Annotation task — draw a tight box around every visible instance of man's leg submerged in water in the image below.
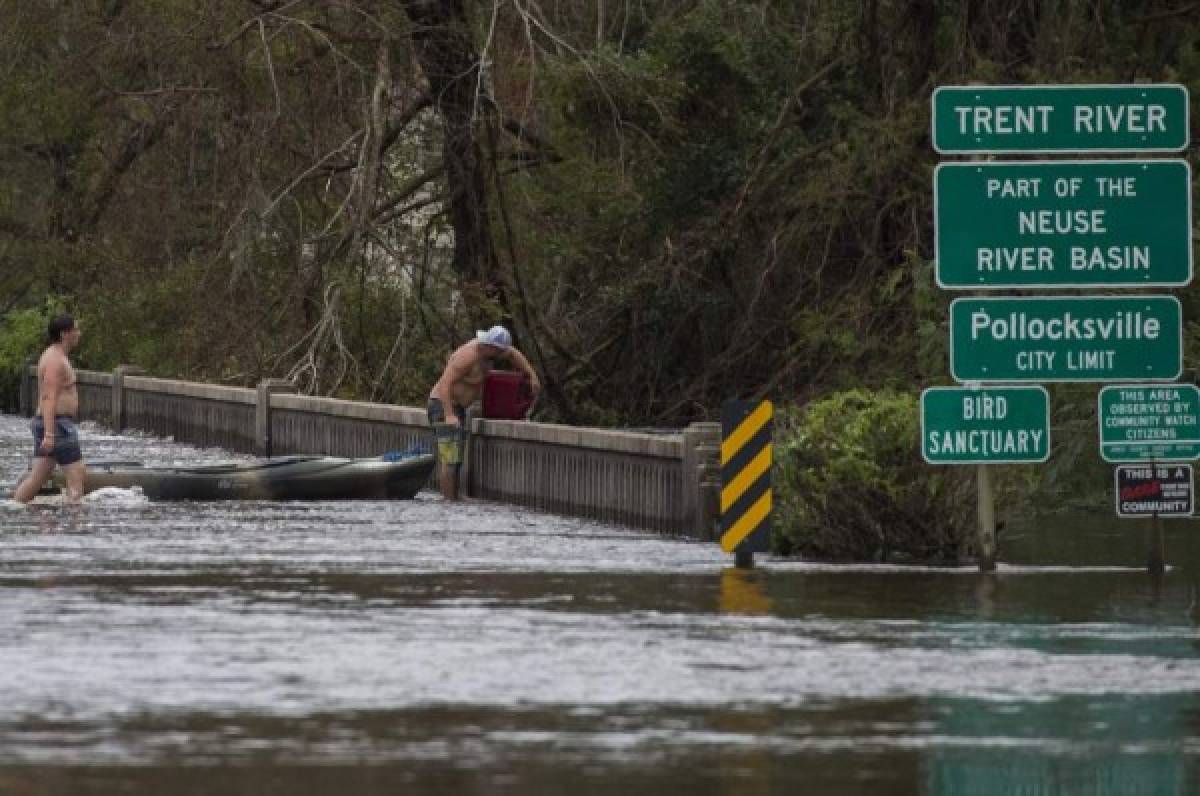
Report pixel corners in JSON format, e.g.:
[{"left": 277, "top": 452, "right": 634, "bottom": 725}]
[
  {"left": 13, "top": 457, "right": 56, "bottom": 504},
  {"left": 438, "top": 458, "right": 458, "bottom": 500},
  {"left": 428, "top": 398, "right": 466, "bottom": 500},
  {"left": 61, "top": 460, "right": 86, "bottom": 503},
  {"left": 436, "top": 420, "right": 466, "bottom": 500}
]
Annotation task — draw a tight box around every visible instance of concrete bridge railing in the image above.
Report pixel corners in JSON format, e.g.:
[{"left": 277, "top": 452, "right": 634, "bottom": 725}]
[{"left": 21, "top": 367, "right": 722, "bottom": 538}]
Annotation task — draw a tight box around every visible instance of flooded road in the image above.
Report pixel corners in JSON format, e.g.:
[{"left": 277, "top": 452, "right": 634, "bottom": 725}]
[{"left": 2, "top": 414, "right": 1200, "bottom": 794}]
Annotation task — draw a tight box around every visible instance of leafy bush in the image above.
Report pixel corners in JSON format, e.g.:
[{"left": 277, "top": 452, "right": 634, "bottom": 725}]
[
  {"left": 0, "top": 308, "right": 46, "bottom": 413},
  {"left": 774, "top": 389, "right": 976, "bottom": 562}
]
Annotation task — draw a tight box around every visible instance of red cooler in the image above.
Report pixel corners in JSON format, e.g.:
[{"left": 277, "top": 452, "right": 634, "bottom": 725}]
[{"left": 482, "top": 370, "right": 535, "bottom": 419}]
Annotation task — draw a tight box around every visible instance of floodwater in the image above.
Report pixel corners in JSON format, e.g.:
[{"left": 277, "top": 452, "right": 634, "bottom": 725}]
[{"left": 2, "top": 414, "right": 1200, "bottom": 795}]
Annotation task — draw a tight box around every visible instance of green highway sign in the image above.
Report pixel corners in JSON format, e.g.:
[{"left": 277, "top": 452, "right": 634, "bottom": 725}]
[
  {"left": 922, "top": 386, "right": 1050, "bottom": 464},
  {"left": 950, "top": 296, "right": 1182, "bottom": 383},
  {"left": 934, "top": 160, "right": 1192, "bottom": 289},
  {"left": 1098, "top": 384, "right": 1200, "bottom": 462},
  {"left": 933, "top": 84, "right": 1189, "bottom": 153}
]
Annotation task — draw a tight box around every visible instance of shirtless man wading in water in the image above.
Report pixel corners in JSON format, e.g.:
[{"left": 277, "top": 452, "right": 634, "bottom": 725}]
[
  {"left": 428, "top": 325, "right": 540, "bottom": 500},
  {"left": 14, "top": 314, "right": 87, "bottom": 504}
]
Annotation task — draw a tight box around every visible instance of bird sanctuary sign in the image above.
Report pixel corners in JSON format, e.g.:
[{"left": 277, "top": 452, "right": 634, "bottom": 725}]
[{"left": 921, "top": 386, "right": 1050, "bottom": 464}]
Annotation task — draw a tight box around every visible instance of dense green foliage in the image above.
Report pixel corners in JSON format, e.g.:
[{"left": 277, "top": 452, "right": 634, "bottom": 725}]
[
  {"left": 0, "top": 306, "right": 45, "bottom": 413},
  {"left": 774, "top": 389, "right": 1049, "bottom": 561},
  {"left": 774, "top": 389, "right": 974, "bottom": 560},
  {"left": 3, "top": 1, "right": 1199, "bottom": 554}
]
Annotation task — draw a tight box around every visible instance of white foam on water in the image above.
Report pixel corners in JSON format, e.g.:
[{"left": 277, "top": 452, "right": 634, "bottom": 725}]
[
  {"left": 84, "top": 486, "right": 149, "bottom": 506},
  {"left": 0, "top": 493, "right": 64, "bottom": 509}
]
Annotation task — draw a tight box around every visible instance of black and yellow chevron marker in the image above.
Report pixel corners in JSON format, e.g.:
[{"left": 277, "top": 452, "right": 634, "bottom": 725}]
[{"left": 719, "top": 399, "right": 773, "bottom": 554}]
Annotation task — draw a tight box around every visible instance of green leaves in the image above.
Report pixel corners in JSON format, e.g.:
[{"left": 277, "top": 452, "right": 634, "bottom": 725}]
[
  {"left": 0, "top": 307, "right": 45, "bottom": 373},
  {"left": 774, "top": 389, "right": 975, "bottom": 562},
  {"left": 0, "top": 303, "right": 52, "bottom": 412}
]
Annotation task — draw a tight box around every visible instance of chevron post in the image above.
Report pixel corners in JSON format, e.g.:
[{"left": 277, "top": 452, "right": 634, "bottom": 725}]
[{"left": 719, "top": 399, "right": 773, "bottom": 555}]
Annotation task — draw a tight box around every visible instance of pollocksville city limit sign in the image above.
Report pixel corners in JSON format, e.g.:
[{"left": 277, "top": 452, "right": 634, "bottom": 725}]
[
  {"left": 934, "top": 160, "right": 1192, "bottom": 289},
  {"left": 949, "top": 295, "right": 1182, "bottom": 383},
  {"left": 932, "top": 84, "right": 1189, "bottom": 153}
]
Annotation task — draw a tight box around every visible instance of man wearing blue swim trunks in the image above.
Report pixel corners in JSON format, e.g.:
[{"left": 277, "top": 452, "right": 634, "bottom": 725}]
[
  {"left": 14, "top": 314, "right": 87, "bottom": 504},
  {"left": 427, "top": 325, "right": 540, "bottom": 500}
]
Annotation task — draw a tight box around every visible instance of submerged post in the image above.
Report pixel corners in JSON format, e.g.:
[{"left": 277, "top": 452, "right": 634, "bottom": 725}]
[
  {"left": 256, "top": 379, "right": 296, "bottom": 458},
  {"left": 1148, "top": 510, "right": 1166, "bottom": 576},
  {"left": 976, "top": 464, "right": 997, "bottom": 572},
  {"left": 1147, "top": 458, "right": 1167, "bottom": 576}
]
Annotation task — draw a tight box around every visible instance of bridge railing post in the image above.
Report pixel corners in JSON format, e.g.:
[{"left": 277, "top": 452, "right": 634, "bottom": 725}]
[
  {"left": 112, "top": 365, "right": 146, "bottom": 432},
  {"left": 256, "top": 379, "right": 296, "bottom": 458},
  {"left": 18, "top": 358, "right": 36, "bottom": 417},
  {"left": 683, "top": 422, "right": 721, "bottom": 540}
]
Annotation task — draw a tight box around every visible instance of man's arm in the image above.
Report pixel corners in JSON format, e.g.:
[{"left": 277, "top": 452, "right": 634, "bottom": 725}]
[
  {"left": 39, "top": 358, "right": 62, "bottom": 450},
  {"left": 506, "top": 348, "right": 541, "bottom": 394}
]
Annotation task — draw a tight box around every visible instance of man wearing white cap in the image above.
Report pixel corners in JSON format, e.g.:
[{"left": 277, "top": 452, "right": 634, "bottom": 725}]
[{"left": 427, "top": 325, "right": 540, "bottom": 499}]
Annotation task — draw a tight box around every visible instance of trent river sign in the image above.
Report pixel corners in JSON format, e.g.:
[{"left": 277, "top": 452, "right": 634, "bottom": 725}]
[
  {"left": 950, "top": 296, "right": 1182, "bottom": 382},
  {"left": 932, "top": 84, "right": 1189, "bottom": 153},
  {"left": 921, "top": 386, "right": 1050, "bottom": 464},
  {"left": 934, "top": 159, "right": 1192, "bottom": 288},
  {"left": 1098, "top": 384, "right": 1200, "bottom": 462}
]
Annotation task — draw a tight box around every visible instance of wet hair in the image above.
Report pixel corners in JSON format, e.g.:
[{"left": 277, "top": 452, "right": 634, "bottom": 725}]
[{"left": 47, "top": 314, "right": 76, "bottom": 344}]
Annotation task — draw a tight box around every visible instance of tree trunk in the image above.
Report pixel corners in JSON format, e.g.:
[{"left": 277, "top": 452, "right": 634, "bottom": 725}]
[{"left": 400, "top": 0, "right": 499, "bottom": 309}]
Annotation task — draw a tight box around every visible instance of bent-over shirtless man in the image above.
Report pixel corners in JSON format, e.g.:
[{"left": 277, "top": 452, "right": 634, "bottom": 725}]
[
  {"left": 14, "top": 314, "right": 87, "bottom": 503},
  {"left": 427, "top": 325, "right": 540, "bottom": 500}
]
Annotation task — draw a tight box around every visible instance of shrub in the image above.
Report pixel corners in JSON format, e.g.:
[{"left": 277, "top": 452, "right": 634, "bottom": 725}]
[
  {"left": 0, "top": 308, "right": 45, "bottom": 413},
  {"left": 774, "top": 388, "right": 976, "bottom": 562}
]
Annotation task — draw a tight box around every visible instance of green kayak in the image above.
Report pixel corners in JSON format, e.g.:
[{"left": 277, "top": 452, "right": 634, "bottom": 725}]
[{"left": 62, "top": 453, "right": 435, "bottom": 501}]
